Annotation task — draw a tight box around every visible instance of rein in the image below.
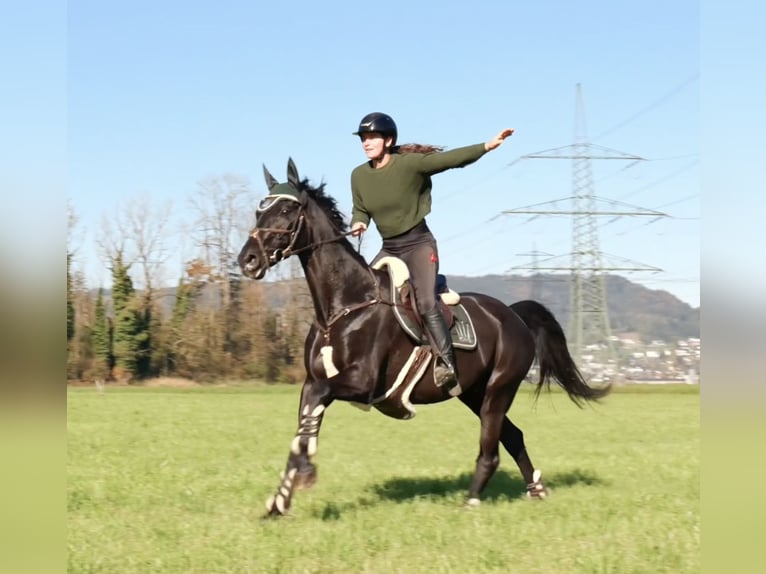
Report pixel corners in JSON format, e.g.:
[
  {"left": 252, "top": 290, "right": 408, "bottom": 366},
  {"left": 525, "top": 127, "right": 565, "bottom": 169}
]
[
  {"left": 289, "top": 229, "right": 358, "bottom": 257},
  {"left": 249, "top": 211, "right": 360, "bottom": 265},
  {"left": 313, "top": 266, "right": 393, "bottom": 345}
]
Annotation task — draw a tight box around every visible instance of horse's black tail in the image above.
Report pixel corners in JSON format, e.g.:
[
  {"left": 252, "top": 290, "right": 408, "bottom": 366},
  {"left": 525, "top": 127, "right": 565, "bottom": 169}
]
[{"left": 510, "top": 300, "right": 611, "bottom": 407}]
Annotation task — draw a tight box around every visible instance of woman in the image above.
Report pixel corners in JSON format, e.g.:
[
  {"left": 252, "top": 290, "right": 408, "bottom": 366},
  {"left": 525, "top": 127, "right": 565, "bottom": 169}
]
[{"left": 350, "top": 112, "right": 514, "bottom": 390}]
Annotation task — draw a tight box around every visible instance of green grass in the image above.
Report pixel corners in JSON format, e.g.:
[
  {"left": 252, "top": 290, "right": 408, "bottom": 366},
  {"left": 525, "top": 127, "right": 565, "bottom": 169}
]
[{"left": 68, "top": 384, "right": 699, "bottom": 573}]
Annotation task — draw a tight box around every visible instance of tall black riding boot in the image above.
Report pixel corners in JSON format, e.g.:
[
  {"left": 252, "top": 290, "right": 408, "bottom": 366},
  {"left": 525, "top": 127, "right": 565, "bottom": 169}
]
[{"left": 421, "top": 306, "right": 459, "bottom": 389}]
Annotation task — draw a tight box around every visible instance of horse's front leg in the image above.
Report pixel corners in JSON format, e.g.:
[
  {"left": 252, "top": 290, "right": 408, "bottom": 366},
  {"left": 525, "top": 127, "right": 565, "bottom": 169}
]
[
  {"left": 291, "top": 380, "right": 331, "bottom": 490},
  {"left": 265, "top": 378, "right": 333, "bottom": 517}
]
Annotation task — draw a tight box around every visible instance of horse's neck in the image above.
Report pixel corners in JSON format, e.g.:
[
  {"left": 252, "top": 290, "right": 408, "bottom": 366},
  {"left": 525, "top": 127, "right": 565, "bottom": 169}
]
[{"left": 298, "top": 213, "right": 375, "bottom": 325}]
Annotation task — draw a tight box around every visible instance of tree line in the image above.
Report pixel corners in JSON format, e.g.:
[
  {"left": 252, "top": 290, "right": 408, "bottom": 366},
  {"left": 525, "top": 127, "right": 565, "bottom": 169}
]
[{"left": 67, "top": 175, "right": 314, "bottom": 384}]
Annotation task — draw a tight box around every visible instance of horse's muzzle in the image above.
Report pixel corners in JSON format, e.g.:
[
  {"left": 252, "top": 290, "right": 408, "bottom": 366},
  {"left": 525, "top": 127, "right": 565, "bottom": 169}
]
[
  {"left": 239, "top": 252, "right": 268, "bottom": 280},
  {"left": 244, "top": 262, "right": 267, "bottom": 280}
]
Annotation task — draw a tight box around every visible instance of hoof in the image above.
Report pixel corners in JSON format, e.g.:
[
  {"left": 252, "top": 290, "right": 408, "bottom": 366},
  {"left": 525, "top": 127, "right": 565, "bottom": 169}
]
[
  {"left": 464, "top": 497, "right": 481, "bottom": 509},
  {"left": 526, "top": 488, "right": 548, "bottom": 500},
  {"left": 525, "top": 469, "right": 549, "bottom": 500},
  {"left": 264, "top": 493, "right": 290, "bottom": 516},
  {"left": 294, "top": 465, "right": 318, "bottom": 491},
  {"left": 265, "top": 468, "right": 297, "bottom": 516}
]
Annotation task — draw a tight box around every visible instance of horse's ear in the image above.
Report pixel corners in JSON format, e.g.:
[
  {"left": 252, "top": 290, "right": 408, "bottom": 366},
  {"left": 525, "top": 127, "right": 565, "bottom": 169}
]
[
  {"left": 286, "top": 157, "right": 300, "bottom": 189},
  {"left": 263, "top": 164, "right": 279, "bottom": 191}
]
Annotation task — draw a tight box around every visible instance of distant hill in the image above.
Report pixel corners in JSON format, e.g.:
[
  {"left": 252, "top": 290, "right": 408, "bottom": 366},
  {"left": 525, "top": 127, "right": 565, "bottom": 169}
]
[
  {"left": 254, "top": 272, "right": 698, "bottom": 343},
  {"left": 443, "top": 273, "right": 699, "bottom": 342}
]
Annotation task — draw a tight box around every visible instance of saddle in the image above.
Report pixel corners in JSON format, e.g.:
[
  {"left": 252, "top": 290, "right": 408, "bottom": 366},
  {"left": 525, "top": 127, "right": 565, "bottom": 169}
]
[
  {"left": 372, "top": 257, "right": 478, "bottom": 350},
  {"left": 349, "top": 257, "right": 475, "bottom": 419}
]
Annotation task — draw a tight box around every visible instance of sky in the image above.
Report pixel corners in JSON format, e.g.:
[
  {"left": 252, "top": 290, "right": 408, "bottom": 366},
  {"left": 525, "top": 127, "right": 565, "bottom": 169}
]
[{"left": 53, "top": 1, "right": 704, "bottom": 306}]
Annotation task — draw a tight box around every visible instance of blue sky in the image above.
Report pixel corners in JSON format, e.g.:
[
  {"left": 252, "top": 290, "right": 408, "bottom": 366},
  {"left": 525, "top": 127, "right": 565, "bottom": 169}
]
[{"left": 61, "top": 0, "right": 701, "bottom": 305}]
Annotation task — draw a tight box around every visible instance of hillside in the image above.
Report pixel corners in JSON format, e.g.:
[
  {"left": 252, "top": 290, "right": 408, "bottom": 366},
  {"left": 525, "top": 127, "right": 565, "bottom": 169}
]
[
  {"left": 252, "top": 272, "right": 698, "bottom": 343},
  {"left": 443, "top": 273, "right": 699, "bottom": 342}
]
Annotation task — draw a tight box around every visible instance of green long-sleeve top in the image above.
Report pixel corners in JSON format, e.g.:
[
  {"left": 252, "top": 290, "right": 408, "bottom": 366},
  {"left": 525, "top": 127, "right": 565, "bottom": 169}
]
[{"left": 350, "top": 143, "right": 488, "bottom": 239}]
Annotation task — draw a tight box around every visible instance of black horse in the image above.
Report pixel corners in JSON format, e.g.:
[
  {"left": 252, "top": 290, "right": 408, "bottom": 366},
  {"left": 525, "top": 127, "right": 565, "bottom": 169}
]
[{"left": 237, "top": 159, "right": 609, "bottom": 516}]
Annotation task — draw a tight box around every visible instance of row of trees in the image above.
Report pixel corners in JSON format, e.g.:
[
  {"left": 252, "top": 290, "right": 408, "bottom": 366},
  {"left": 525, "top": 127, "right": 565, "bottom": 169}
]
[{"left": 67, "top": 175, "right": 314, "bottom": 384}]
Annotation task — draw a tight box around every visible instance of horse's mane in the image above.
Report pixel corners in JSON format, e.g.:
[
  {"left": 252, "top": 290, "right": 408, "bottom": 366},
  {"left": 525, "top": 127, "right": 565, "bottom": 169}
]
[{"left": 297, "top": 178, "right": 349, "bottom": 232}]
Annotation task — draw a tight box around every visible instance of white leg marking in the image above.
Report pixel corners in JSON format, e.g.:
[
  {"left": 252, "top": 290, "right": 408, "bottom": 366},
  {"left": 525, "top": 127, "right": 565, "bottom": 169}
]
[
  {"left": 308, "top": 437, "right": 318, "bottom": 456},
  {"left": 265, "top": 495, "right": 276, "bottom": 511},
  {"left": 532, "top": 469, "right": 542, "bottom": 483},
  {"left": 466, "top": 498, "right": 481, "bottom": 507},
  {"left": 311, "top": 405, "right": 325, "bottom": 417},
  {"left": 275, "top": 494, "right": 286, "bottom": 514},
  {"left": 290, "top": 435, "right": 301, "bottom": 454}
]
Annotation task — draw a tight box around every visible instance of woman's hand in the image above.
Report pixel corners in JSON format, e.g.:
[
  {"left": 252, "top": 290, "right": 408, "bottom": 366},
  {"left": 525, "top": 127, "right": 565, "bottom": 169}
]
[
  {"left": 485, "top": 128, "right": 515, "bottom": 151},
  {"left": 351, "top": 221, "right": 367, "bottom": 237}
]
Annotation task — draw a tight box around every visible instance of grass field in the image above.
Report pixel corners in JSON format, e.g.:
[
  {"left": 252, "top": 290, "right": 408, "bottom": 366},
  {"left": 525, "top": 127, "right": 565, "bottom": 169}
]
[{"left": 67, "top": 383, "right": 699, "bottom": 573}]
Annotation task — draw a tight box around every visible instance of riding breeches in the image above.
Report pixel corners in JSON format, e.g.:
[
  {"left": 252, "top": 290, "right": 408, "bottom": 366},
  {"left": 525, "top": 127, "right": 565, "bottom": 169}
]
[{"left": 371, "top": 220, "right": 439, "bottom": 313}]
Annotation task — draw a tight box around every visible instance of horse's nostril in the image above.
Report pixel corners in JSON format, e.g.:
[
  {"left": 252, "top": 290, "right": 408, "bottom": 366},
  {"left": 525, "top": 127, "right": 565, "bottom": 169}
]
[{"left": 239, "top": 252, "right": 255, "bottom": 270}]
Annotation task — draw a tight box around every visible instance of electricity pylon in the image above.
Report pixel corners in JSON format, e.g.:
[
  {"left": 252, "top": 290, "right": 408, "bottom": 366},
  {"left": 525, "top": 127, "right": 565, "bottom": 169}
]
[
  {"left": 503, "top": 84, "right": 668, "bottom": 376},
  {"left": 515, "top": 246, "right": 553, "bottom": 300}
]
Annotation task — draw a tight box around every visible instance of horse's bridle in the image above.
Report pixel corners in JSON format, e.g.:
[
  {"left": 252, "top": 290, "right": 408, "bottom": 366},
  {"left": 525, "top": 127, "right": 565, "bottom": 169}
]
[
  {"left": 249, "top": 201, "right": 357, "bottom": 266},
  {"left": 249, "top": 195, "right": 393, "bottom": 339},
  {"left": 249, "top": 211, "right": 307, "bottom": 265}
]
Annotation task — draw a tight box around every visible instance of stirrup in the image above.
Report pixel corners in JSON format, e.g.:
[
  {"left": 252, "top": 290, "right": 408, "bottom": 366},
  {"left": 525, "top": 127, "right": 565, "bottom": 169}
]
[{"left": 433, "top": 361, "right": 460, "bottom": 395}]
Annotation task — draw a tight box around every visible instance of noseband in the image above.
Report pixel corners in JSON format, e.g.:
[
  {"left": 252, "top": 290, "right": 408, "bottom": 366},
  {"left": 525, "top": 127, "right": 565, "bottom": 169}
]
[
  {"left": 249, "top": 203, "right": 357, "bottom": 266},
  {"left": 249, "top": 208, "right": 307, "bottom": 265}
]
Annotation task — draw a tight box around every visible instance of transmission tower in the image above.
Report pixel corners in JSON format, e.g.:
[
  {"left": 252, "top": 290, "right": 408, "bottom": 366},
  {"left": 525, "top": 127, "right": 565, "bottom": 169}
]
[
  {"left": 515, "top": 246, "right": 553, "bottom": 300},
  {"left": 503, "top": 84, "right": 668, "bottom": 376}
]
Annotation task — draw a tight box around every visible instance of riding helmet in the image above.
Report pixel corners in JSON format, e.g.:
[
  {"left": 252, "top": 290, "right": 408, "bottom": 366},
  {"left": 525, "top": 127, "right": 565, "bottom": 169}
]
[{"left": 353, "top": 112, "right": 397, "bottom": 144}]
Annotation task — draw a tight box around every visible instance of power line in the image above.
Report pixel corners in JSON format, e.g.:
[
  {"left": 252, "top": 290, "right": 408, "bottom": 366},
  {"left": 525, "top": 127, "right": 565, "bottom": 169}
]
[
  {"left": 592, "top": 73, "right": 699, "bottom": 141},
  {"left": 618, "top": 159, "right": 699, "bottom": 201}
]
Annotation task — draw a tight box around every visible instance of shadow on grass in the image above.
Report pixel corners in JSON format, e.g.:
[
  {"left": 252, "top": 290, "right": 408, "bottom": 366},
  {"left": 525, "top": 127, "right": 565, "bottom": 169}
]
[
  {"left": 311, "top": 468, "right": 605, "bottom": 520},
  {"left": 372, "top": 467, "right": 606, "bottom": 503}
]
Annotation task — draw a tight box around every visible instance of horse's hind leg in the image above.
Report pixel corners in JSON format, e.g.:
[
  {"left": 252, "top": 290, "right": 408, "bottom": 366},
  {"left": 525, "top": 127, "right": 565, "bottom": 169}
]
[
  {"left": 460, "top": 384, "right": 547, "bottom": 503},
  {"left": 500, "top": 417, "right": 548, "bottom": 499},
  {"left": 460, "top": 383, "right": 515, "bottom": 506}
]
